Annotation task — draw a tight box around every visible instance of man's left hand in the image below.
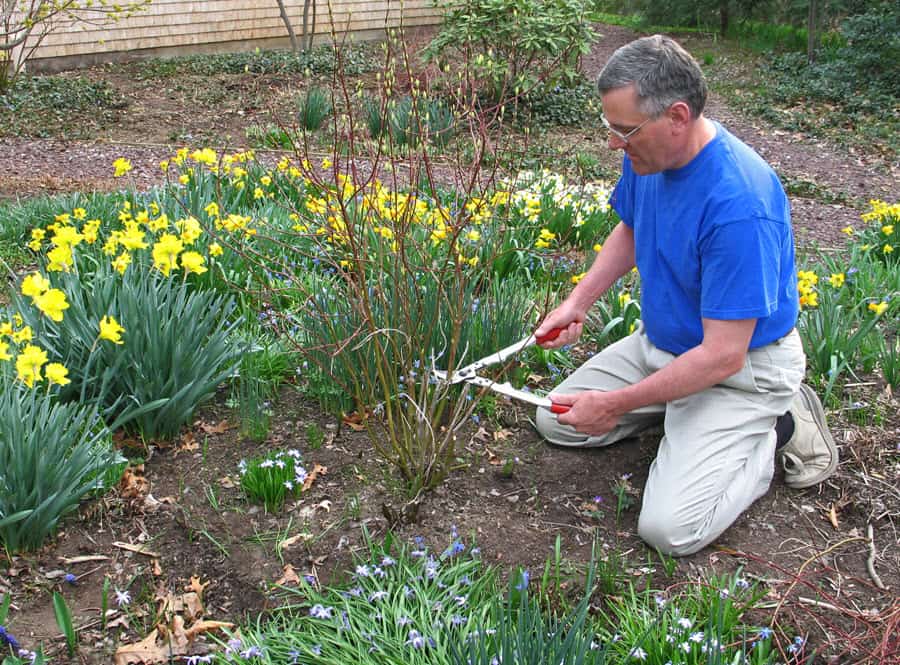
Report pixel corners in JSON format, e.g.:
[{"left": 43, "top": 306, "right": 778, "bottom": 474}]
[{"left": 552, "top": 390, "right": 624, "bottom": 436}]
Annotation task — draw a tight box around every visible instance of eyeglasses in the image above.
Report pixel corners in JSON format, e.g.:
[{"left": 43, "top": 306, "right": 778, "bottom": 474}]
[{"left": 601, "top": 114, "right": 651, "bottom": 144}]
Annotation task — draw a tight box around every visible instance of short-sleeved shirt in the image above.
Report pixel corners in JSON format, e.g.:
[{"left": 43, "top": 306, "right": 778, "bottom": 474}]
[{"left": 610, "top": 121, "right": 799, "bottom": 355}]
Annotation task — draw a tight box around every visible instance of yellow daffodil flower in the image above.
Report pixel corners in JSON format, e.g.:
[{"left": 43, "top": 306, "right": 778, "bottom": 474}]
[
  {"left": 882, "top": 225, "right": 894, "bottom": 235},
  {"left": 45, "top": 362, "right": 71, "bottom": 386},
  {"left": 180, "top": 251, "right": 207, "bottom": 275},
  {"left": 321, "top": 157, "right": 333, "bottom": 170},
  {"left": 72, "top": 207, "right": 87, "bottom": 220},
  {"left": 46, "top": 245, "right": 74, "bottom": 272},
  {"left": 884, "top": 244, "right": 894, "bottom": 254},
  {"left": 179, "top": 173, "right": 191, "bottom": 185},
  {"left": 828, "top": 273, "right": 845, "bottom": 288},
  {"left": 868, "top": 301, "right": 888, "bottom": 316},
  {"left": 0, "top": 341, "right": 10, "bottom": 361},
  {"left": 21, "top": 273, "right": 50, "bottom": 297},
  {"left": 152, "top": 234, "right": 184, "bottom": 276},
  {"left": 16, "top": 344, "right": 48, "bottom": 387},
  {"left": 208, "top": 242, "right": 224, "bottom": 257},
  {"left": 571, "top": 272, "right": 586, "bottom": 284},
  {"left": 33, "top": 288, "right": 70, "bottom": 322},
  {"left": 112, "top": 252, "right": 132, "bottom": 275},
  {"left": 99, "top": 316, "right": 125, "bottom": 344},
  {"left": 11, "top": 325, "right": 33, "bottom": 344},
  {"left": 113, "top": 157, "right": 133, "bottom": 177}
]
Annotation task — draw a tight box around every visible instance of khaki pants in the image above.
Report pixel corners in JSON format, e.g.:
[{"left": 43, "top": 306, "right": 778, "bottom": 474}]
[{"left": 535, "top": 324, "right": 805, "bottom": 556}]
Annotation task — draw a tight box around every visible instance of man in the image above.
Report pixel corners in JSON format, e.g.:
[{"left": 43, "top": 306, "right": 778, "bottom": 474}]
[{"left": 534, "top": 35, "right": 837, "bottom": 556}]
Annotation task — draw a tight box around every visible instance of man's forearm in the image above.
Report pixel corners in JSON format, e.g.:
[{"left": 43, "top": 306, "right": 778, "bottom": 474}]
[
  {"left": 567, "top": 221, "right": 636, "bottom": 311},
  {"left": 607, "top": 319, "right": 756, "bottom": 415}
]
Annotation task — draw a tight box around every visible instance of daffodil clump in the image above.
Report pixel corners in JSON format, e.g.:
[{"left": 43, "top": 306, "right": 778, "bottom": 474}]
[
  {"left": 794, "top": 200, "right": 898, "bottom": 390},
  {"left": 1, "top": 272, "right": 125, "bottom": 391},
  {"left": 841, "top": 199, "right": 898, "bottom": 267}
]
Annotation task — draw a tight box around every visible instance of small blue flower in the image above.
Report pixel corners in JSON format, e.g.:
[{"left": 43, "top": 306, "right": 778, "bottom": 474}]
[
  {"left": 515, "top": 570, "right": 530, "bottom": 591},
  {"left": 0, "top": 625, "right": 21, "bottom": 650},
  {"left": 64, "top": 572, "right": 77, "bottom": 585}
]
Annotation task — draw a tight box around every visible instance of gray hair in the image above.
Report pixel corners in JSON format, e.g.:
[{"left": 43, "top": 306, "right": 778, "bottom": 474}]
[{"left": 596, "top": 35, "right": 707, "bottom": 118}]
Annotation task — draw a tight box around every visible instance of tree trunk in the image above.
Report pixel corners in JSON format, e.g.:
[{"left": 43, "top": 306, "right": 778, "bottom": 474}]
[
  {"left": 807, "top": 0, "right": 818, "bottom": 63},
  {"left": 275, "top": 0, "right": 299, "bottom": 54},
  {"left": 306, "top": 0, "right": 316, "bottom": 53},
  {"left": 719, "top": 1, "right": 729, "bottom": 36}
]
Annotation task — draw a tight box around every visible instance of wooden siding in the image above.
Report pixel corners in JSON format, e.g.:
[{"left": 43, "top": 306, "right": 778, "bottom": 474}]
[{"left": 24, "top": 1, "right": 441, "bottom": 69}]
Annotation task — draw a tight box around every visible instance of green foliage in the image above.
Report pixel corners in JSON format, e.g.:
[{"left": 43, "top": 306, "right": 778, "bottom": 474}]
[
  {"left": 521, "top": 80, "right": 600, "bottom": 127},
  {"left": 131, "top": 43, "right": 378, "bottom": 79},
  {"left": 52, "top": 592, "right": 77, "bottom": 656},
  {"left": 425, "top": 0, "right": 597, "bottom": 100},
  {"left": 0, "top": 385, "right": 123, "bottom": 553},
  {"left": 238, "top": 449, "right": 307, "bottom": 512},
  {"left": 363, "top": 95, "right": 387, "bottom": 139},
  {"left": 298, "top": 87, "right": 332, "bottom": 131},
  {"left": 223, "top": 531, "right": 495, "bottom": 663},
  {"left": 384, "top": 94, "right": 455, "bottom": 147},
  {"left": 0, "top": 76, "right": 126, "bottom": 138},
  {"left": 14, "top": 265, "right": 243, "bottom": 440},
  {"left": 231, "top": 354, "right": 275, "bottom": 443},
  {"left": 452, "top": 567, "right": 603, "bottom": 665},
  {"left": 245, "top": 122, "right": 296, "bottom": 149}
]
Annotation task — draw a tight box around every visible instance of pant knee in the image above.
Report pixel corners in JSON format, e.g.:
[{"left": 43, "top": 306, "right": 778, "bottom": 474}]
[
  {"left": 637, "top": 506, "right": 707, "bottom": 558},
  {"left": 534, "top": 407, "right": 588, "bottom": 447}
]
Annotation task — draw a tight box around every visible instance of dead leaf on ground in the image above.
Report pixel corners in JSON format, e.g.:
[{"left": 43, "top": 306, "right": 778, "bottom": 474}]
[
  {"left": 187, "top": 576, "right": 209, "bottom": 599},
  {"left": 342, "top": 411, "right": 369, "bottom": 431},
  {"left": 278, "top": 532, "right": 311, "bottom": 550},
  {"left": 484, "top": 447, "right": 503, "bottom": 465},
  {"left": 197, "top": 419, "right": 235, "bottom": 435},
  {"left": 493, "top": 429, "right": 512, "bottom": 441},
  {"left": 218, "top": 475, "right": 238, "bottom": 489},
  {"left": 275, "top": 564, "right": 300, "bottom": 586},
  {"left": 175, "top": 431, "right": 198, "bottom": 455},
  {"left": 119, "top": 465, "right": 150, "bottom": 500},
  {"left": 302, "top": 464, "right": 327, "bottom": 491},
  {"left": 113, "top": 541, "right": 160, "bottom": 558},
  {"left": 472, "top": 426, "right": 491, "bottom": 442}
]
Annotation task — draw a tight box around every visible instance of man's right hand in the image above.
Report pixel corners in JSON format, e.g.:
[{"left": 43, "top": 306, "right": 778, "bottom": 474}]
[{"left": 535, "top": 301, "right": 586, "bottom": 349}]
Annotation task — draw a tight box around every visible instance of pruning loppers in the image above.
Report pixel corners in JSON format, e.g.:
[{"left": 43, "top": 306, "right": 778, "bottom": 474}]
[{"left": 431, "top": 328, "right": 570, "bottom": 414}]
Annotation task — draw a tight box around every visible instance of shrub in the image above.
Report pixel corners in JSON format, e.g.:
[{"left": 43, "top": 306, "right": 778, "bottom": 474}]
[
  {"left": 425, "top": 0, "right": 596, "bottom": 101},
  {"left": 0, "top": 385, "right": 124, "bottom": 553}
]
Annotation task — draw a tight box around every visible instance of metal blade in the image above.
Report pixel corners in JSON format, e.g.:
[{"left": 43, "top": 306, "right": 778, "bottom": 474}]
[
  {"left": 458, "top": 374, "right": 553, "bottom": 408},
  {"left": 449, "top": 334, "right": 536, "bottom": 382}
]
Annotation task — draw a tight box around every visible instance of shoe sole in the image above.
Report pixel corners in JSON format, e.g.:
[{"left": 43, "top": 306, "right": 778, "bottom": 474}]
[{"left": 786, "top": 384, "right": 839, "bottom": 489}]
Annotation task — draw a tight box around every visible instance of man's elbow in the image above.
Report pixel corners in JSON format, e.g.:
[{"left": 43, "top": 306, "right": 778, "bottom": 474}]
[{"left": 718, "top": 348, "right": 748, "bottom": 378}]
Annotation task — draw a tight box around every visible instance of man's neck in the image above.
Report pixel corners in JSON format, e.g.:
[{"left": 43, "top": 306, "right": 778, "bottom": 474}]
[{"left": 669, "top": 116, "right": 716, "bottom": 170}]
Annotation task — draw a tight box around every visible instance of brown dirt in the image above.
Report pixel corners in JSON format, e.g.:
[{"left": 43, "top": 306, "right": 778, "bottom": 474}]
[{"left": 0, "top": 24, "right": 898, "bottom": 665}]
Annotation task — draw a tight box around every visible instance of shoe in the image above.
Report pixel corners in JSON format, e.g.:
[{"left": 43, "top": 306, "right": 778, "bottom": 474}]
[{"left": 780, "top": 384, "right": 838, "bottom": 489}]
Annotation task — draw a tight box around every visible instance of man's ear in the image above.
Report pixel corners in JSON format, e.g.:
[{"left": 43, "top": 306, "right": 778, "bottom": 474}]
[{"left": 667, "top": 101, "right": 692, "bottom": 130}]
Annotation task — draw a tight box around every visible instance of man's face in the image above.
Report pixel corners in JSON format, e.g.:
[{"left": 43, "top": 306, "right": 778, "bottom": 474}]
[{"left": 599, "top": 85, "right": 669, "bottom": 175}]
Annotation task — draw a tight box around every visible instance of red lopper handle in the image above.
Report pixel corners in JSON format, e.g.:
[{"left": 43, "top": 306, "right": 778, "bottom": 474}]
[
  {"left": 550, "top": 402, "right": 570, "bottom": 414},
  {"left": 535, "top": 328, "right": 563, "bottom": 345}
]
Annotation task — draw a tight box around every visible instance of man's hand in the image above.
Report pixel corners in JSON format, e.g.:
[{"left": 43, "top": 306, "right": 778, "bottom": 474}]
[
  {"left": 535, "top": 301, "right": 586, "bottom": 349},
  {"left": 552, "top": 390, "right": 625, "bottom": 436}
]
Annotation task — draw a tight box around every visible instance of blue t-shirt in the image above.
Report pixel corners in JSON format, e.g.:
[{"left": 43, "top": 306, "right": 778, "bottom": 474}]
[{"left": 610, "top": 122, "right": 798, "bottom": 355}]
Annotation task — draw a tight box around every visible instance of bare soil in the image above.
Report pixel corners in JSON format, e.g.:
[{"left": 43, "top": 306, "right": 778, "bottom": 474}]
[{"left": 0, "top": 24, "right": 897, "bottom": 665}]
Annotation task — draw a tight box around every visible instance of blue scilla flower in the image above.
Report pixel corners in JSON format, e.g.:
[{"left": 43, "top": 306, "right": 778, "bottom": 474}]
[
  {"left": 515, "top": 570, "right": 530, "bottom": 591},
  {"left": 0, "top": 625, "right": 20, "bottom": 650}
]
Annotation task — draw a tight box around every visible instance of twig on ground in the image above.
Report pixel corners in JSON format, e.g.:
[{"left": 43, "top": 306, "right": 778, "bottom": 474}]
[
  {"left": 866, "top": 523, "right": 887, "bottom": 590},
  {"left": 770, "top": 535, "right": 868, "bottom": 624}
]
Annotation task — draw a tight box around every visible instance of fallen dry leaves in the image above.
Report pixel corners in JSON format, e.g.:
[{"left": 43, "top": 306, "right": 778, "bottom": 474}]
[{"left": 113, "top": 577, "right": 232, "bottom": 665}]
